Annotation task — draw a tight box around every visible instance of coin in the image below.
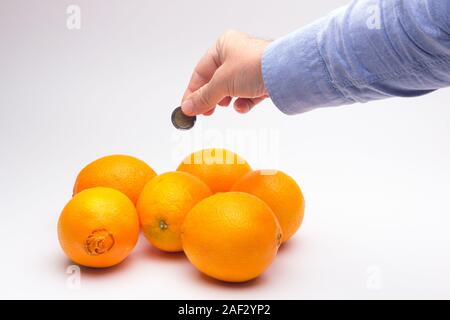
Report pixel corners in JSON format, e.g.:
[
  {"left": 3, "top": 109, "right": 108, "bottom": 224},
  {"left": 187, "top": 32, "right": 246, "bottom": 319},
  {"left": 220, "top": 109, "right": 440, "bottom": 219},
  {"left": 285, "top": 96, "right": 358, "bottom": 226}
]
[{"left": 171, "top": 106, "right": 196, "bottom": 130}]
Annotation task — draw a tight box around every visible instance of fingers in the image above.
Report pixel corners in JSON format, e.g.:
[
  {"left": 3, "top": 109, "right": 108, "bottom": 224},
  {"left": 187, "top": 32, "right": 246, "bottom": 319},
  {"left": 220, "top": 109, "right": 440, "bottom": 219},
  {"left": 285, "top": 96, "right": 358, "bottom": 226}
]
[
  {"left": 218, "top": 96, "right": 232, "bottom": 107},
  {"left": 204, "top": 96, "right": 263, "bottom": 116},
  {"left": 233, "top": 97, "right": 265, "bottom": 113},
  {"left": 203, "top": 108, "right": 215, "bottom": 116},
  {"left": 181, "top": 46, "right": 229, "bottom": 116},
  {"left": 182, "top": 47, "right": 221, "bottom": 102},
  {"left": 182, "top": 68, "right": 229, "bottom": 116}
]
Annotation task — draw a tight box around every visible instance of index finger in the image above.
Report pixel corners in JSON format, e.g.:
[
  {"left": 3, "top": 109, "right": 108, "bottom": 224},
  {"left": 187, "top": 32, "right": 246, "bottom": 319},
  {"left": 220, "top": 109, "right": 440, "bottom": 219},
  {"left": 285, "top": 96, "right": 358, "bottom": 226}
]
[{"left": 182, "top": 47, "right": 221, "bottom": 102}]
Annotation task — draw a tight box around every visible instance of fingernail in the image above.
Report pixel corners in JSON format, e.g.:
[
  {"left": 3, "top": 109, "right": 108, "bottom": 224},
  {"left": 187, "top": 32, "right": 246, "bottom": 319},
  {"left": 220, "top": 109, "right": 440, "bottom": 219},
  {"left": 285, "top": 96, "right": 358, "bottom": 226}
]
[
  {"left": 181, "top": 100, "right": 194, "bottom": 116},
  {"left": 234, "top": 104, "right": 249, "bottom": 114}
]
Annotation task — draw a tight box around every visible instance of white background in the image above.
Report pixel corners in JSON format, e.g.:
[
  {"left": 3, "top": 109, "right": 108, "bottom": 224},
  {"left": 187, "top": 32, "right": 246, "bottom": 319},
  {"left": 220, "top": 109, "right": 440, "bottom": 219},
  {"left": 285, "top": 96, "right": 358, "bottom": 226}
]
[{"left": 0, "top": 0, "right": 449, "bottom": 299}]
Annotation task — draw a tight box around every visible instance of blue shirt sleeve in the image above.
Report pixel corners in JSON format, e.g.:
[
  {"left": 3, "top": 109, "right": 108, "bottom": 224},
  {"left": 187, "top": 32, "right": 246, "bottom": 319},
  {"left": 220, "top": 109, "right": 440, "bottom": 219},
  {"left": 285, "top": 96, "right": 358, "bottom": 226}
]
[{"left": 262, "top": 0, "right": 450, "bottom": 115}]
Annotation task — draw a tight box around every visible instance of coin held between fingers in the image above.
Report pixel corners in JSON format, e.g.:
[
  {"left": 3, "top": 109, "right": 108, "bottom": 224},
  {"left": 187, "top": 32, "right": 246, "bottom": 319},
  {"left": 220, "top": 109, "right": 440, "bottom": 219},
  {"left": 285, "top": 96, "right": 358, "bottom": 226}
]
[{"left": 171, "top": 106, "right": 196, "bottom": 130}]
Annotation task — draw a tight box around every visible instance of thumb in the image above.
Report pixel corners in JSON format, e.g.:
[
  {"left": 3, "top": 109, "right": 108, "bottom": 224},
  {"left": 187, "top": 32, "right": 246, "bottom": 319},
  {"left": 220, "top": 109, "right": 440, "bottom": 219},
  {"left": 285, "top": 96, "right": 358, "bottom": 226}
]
[{"left": 181, "top": 69, "right": 228, "bottom": 116}]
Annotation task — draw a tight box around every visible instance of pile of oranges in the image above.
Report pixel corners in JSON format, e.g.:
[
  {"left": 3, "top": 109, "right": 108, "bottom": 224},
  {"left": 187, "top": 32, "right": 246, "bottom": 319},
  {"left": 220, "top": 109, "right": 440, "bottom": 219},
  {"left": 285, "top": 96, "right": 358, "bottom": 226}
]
[{"left": 58, "top": 148, "right": 305, "bottom": 282}]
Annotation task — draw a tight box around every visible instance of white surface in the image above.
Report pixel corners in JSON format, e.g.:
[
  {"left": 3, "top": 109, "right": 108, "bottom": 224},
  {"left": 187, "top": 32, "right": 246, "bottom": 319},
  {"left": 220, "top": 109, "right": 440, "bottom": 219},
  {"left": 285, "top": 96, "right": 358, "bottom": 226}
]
[{"left": 1, "top": 0, "right": 450, "bottom": 299}]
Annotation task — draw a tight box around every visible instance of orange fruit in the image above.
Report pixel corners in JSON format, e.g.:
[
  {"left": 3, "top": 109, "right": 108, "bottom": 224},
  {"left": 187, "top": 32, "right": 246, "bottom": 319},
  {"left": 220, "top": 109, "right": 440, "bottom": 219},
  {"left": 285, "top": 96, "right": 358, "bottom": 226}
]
[
  {"left": 177, "top": 148, "right": 251, "bottom": 193},
  {"left": 232, "top": 170, "right": 305, "bottom": 243},
  {"left": 181, "top": 192, "right": 282, "bottom": 282},
  {"left": 137, "top": 172, "right": 212, "bottom": 252},
  {"left": 73, "top": 155, "right": 156, "bottom": 204},
  {"left": 58, "top": 187, "right": 140, "bottom": 268}
]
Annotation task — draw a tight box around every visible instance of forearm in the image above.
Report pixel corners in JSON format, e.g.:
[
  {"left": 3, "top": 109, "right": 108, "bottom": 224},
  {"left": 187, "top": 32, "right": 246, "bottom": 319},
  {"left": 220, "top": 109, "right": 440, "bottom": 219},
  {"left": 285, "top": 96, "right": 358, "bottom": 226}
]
[{"left": 263, "top": 0, "right": 450, "bottom": 115}]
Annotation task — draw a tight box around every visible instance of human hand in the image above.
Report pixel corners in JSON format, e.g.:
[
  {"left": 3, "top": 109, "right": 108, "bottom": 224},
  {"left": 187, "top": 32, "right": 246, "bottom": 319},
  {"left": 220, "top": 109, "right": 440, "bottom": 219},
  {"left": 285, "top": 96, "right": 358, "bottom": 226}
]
[{"left": 181, "top": 30, "right": 270, "bottom": 116}]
